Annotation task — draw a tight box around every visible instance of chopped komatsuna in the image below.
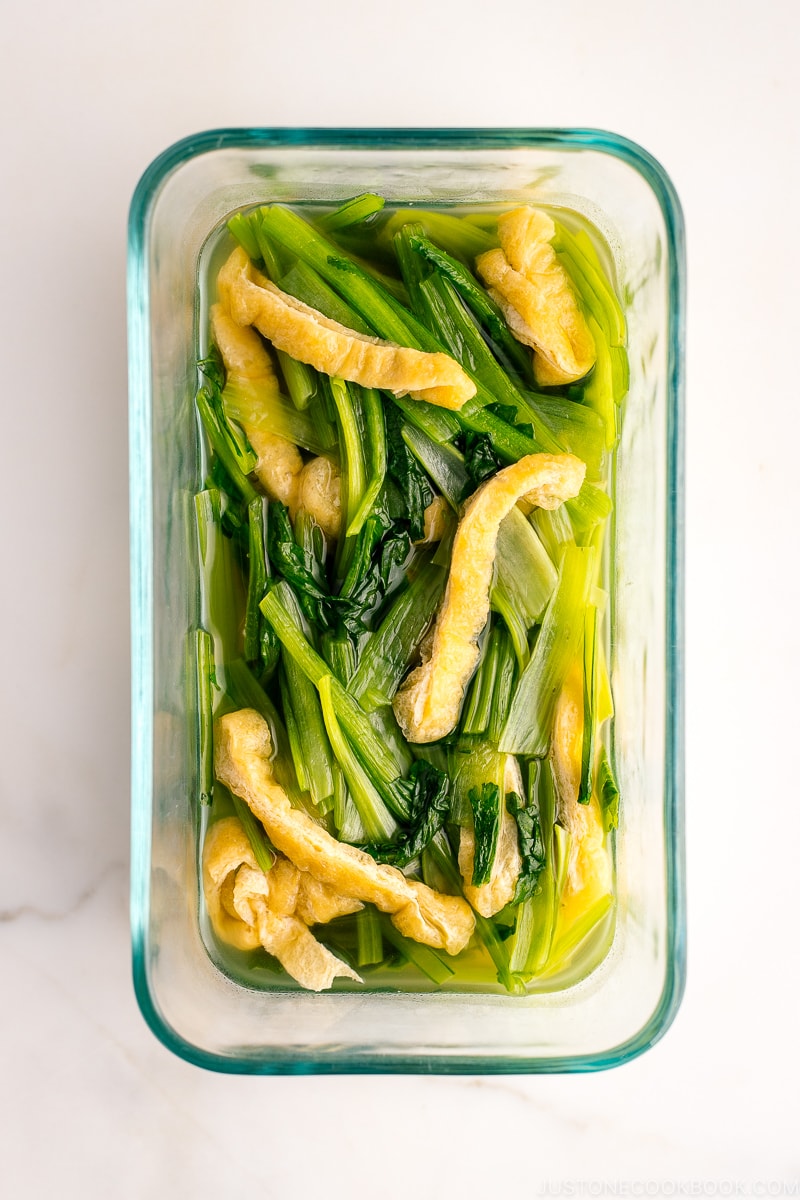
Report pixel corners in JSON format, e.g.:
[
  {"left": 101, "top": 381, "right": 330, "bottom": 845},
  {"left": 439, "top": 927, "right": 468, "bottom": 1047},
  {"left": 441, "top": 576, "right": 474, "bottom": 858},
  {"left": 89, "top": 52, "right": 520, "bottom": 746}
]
[
  {"left": 217, "top": 247, "right": 476, "bottom": 409},
  {"left": 476, "top": 206, "right": 596, "bottom": 386},
  {"left": 392, "top": 453, "right": 585, "bottom": 745},
  {"left": 193, "top": 195, "right": 628, "bottom": 994}
]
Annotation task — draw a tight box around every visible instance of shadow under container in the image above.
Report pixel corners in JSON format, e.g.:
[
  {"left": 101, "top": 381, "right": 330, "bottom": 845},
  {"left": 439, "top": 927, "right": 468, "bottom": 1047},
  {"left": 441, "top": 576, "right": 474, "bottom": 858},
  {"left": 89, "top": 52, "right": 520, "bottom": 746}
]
[{"left": 128, "top": 128, "right": 685, "bottom": 1073}]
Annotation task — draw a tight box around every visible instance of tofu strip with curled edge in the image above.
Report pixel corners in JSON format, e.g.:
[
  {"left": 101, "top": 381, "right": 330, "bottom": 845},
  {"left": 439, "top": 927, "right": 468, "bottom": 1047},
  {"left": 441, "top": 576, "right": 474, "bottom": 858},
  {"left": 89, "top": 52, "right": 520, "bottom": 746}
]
[
  {"left": 476, "top": 207, "right": 595, "bottom": 387},
  {"left": 211, "top": 301, "right": 343, "bottom": 538},
  {"left": 210, "top": 301, "right": 303, "bottom": 509},
  {"left": 393, "top": 453, "right": 586, "bottom": 744},
  {"left": 214, "top": 709, "right": 476, "bottom": 955},
  {"left": 203, "top": 817, "right": 362, "bottom": 991},
  {"left": 217, "top": 247, "right": 476, "bottom": 410}
]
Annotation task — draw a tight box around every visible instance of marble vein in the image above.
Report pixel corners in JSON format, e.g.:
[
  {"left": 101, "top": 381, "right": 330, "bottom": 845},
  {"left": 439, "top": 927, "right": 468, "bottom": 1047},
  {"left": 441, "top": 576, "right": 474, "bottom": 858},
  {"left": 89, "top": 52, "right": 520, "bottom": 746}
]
[{"left": 0, "top": 859, "right": 126, "bottom": 925}]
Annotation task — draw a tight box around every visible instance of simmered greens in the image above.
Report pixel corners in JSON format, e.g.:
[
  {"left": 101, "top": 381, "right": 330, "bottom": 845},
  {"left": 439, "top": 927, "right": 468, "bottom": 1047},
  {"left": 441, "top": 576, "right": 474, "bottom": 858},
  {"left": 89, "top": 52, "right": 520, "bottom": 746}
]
[{"left": 194, "top": 195, "right": 626, "bottom": 994}]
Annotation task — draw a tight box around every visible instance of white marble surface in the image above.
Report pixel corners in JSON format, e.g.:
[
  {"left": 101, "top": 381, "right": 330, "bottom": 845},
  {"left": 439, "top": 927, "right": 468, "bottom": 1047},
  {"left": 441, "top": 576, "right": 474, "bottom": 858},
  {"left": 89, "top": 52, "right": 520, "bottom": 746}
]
[{"left": 2, "top": 0, "right": 799, "bottom": 1193}]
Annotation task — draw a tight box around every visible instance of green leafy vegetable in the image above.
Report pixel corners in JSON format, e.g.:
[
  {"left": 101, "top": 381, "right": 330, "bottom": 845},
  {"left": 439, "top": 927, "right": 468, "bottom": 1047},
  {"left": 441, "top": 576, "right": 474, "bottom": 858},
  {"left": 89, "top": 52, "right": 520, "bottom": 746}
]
[
  {"left": 487, "top": 629, "right": 517, "bottom": 744},
  {"left": 384, "top": 402, "right": 433, "bottom": 540},
  {"left": 506, "top": 790, "right": 545, "bottom": 904},
  {"left": 266, "top": 501, "right": 335, "bottom": 631},
  {"left": 258, "top": 203, "right": 432, "bottom": 346},
  {"left": 345, "top": 387, "right": 387, "bottom": 537},
  {"left": 318, "top": 193, "right": 386, "bottom": 234},
  {"left": 277, "top": 260, "right": 373, "bottom": 334},
  {"left": 356, "top": 906, "right": 384, "bottom": 967},
  {"left": 501, "top": 545, "right": 595, "bottom": 756},
  {"left": 227, "top": 211, "right": 261, "bottom": 262},
  {"left": 400, "top": 422, "right": 470, "bottom": 507},
  {"left": 338, "top": 514, "right": 410, "bottom": 635},
  {"left": 260, "top": 582, "right": 412, "bottom": 819},
  {"left": 406, "top": 230, "right": 534, "bottom": 383},
  {"left": 231, "top": 794, "right": 277, "bottom": 876},
  {"left": 462, "top": 431, "right": 501, "bottom": 485},
  {"left": 318, "top": 674, "right": 398, "bottom": 841},
  {"left": 380, "top": 917, "right": 455, "bottom": 985},
  {"left": 508, "top": 760, "right": 560, "bottom": 978},
  {"left": 467, "top": 783, "right": 503, "bottom": 887},
  {"left": 348, "top": 559, "right": 446, "bottom": 710},
  {"left": 597, "top": 748, "right": 620, "bottom": 831},
  {"left": 243, "top": 498, "right": 278, "bottom": 674},
  {"left": 279, "top": 652, "right": 335, "bottom": 813},
  {"left": 196, "top": 359, "right": 258, "bottom": 505},
  {"left": 197, "top": 196, "right": 629, "bottom": 995},
  {"left": 360, "top": 761, "right": 450, "bottom": 867},
  {"left": 195, "top": 628, "right": 216, "bottom": 807}
]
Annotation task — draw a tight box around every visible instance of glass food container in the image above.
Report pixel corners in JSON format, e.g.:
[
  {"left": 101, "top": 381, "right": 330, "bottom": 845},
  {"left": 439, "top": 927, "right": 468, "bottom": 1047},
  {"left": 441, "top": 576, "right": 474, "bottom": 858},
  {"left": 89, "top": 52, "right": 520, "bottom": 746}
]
[{"left": 128, "top": 128, "right": 685, "bottom": 1073}]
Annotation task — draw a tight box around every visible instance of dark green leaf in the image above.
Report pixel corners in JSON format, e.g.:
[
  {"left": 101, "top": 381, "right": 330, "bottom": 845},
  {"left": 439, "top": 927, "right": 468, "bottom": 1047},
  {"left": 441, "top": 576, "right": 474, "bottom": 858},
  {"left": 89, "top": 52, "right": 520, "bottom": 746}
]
[
  {"left": 462, "top": 431, "right": 501, "bottom": 485},
  {"left": 361, "top": 762, "right": 450, "bottom": 867},
  {"left": 468, "top": 782, "right": 502, "bottom": 886},
  {"left": 385, "top": 403, "right": 433, "bottom": 540},
  {"left": 209, "top": 459, "right": 249, "bottom": 536},
  {"left": 244, "top": 498, "right": 268, "bottom": 665},
  {"left": 338, "top": 513, "right": 410, "bottom": 637},
  {"left": 507, "top": 790, "right": 546, "bottom": 903},
  {"left": 266, "top": 502, "right": 336, "bottom": 631},
  {"left": 486, "top": 401, "right": 534, "bottom": 441},
  {"left": 197, "top": 346, "right": 226, "bottom": 391},
  {"left": 486, "top": 402, "right": 518, "bottom": 426}
]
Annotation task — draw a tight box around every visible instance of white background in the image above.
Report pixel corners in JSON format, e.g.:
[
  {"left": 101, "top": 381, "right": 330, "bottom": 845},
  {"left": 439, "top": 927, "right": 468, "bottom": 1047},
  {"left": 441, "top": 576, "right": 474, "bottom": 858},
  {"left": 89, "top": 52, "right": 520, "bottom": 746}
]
[{"left": 1, "top": 0, "right": 798, "bottom": 1194}]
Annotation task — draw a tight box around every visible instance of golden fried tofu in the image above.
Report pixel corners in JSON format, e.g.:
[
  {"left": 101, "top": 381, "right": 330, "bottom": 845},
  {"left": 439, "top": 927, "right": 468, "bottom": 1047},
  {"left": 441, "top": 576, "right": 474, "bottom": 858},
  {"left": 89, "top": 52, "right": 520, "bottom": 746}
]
[
  {"left": 459, "top": 808, "right": 521, "bottom": 918},
  {"left": 202, "top": 817, "right": 363, "bottom": 990},
  {"left": 476, "top": 207, "right": 595, "bottom": 386},
  {"left": 210, "top": 302, "right": 304, "bottom": 508},
  {"left": 210, "top": 301, "right": 281, "bottom": 389},
  {"left": 393, "top": 454, "right": 586, "bottom": 744},
  {"left": 246, "top": 427, "right": 305, "bottom": 509},
  {"left": 550, "top": 666, "right": 612, "bottom": 925},
  {"left": 458, "top": 758, "right": 523, "bottom": 917},
  {"left": 218, "top": 247, "right": 476, "bottom": 410},
  {"left": 214, "top": 709, "right": 475, "bottom": 955},
  {"left": 291, "top": 454, "right": 342, "bottom": 541}
]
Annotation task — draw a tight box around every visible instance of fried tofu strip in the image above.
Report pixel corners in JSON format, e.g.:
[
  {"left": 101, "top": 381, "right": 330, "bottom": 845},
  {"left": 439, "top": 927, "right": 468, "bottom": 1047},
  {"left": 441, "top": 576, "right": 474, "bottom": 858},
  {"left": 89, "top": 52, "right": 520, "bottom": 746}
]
[
  {"left": 217, "top": 247, "right": 476, "bottom": 410},
  {"left": 459, "top": 808, "right": 520, "bottom": 918},
  {"left": 393, "top": 453, "right": 586, "bottom": 744},
  {"left": 458, "top": 759, "right": 523, "bottom": 918},
  {"left": 476, "top": 207, "right": 595, "bottom": 387},
  {"left": 203, "top": 817, "right": 362, "bottom": 990},
  {"left": 210, "top": 302, "right": 303, "bottom": 508},
  {"left": 214, "top": 709, "right": 476, "bottom": 955},
  {"left": 550, "top": 666, "right": 612, "bottom": 903},
  {"left": 291, "top": 454, "right": 342, "bottom": 541},
  {"left": 211, "top": 302, "right": 344, "bottom": 538}
]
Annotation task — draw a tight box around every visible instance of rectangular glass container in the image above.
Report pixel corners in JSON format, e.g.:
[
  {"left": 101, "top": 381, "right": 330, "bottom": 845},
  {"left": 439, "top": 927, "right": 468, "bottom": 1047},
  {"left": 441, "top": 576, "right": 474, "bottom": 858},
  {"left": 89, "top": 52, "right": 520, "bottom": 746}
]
[{"left": 128, "top": 128, "right": 685, "bottom": 1073}]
